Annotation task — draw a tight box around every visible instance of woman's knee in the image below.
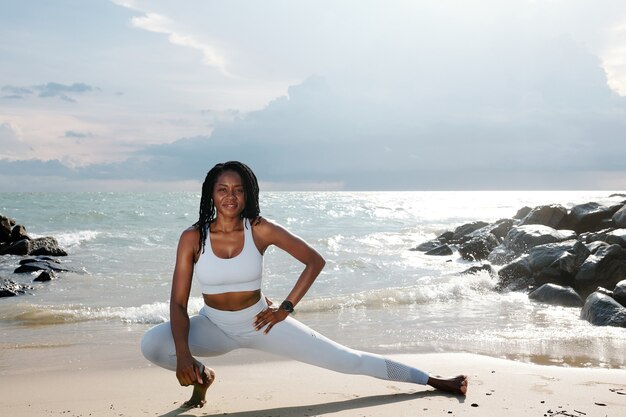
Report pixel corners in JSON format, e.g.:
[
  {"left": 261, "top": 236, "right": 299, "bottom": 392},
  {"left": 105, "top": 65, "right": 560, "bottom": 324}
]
[{"left": 140, "top": 323, "right": 172, "bottom": 364}]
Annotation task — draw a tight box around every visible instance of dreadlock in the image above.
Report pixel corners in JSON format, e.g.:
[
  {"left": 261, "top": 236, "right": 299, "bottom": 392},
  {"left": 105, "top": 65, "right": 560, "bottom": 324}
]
[{"left": 194, "top": 161, "right": 261, "bottom": 253}]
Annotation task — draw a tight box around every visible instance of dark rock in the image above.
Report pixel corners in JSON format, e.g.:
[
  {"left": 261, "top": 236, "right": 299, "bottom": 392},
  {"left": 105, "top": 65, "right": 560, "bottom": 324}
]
[
  {"left": 0, "top": 278, "right": 32, "bottom": 297},
  {"left": 595, "top": 286, "right": 614, "bottom": 297},
  {"left": 411, "top": 231, "right": 454, "bottom": 251},
  {"left": 425, "top": 244, "right": 453, "bottom": 256},
  {"left": 585, "top": 241, "right": 610, "bottom": 254},
  {"left": 11, "top": 224, "right": 29, "bottom": 241},
  {"left": 514, "top": 206, "right": 532, "bottom": 220},
  {"left": 504, "top": 225, "right": 577, "bottom": 255},
  {"left": 0, "top": 216, "right": 13, "bottom": 242},
  {"left": 452, "top": 221, "right": 489, "bottom": 243},
  {"left": 497, "top": 261, "right": 533, "bottom": 291},
  {"left": 459, "top": 264, "right": 495, "bottom": 276},
  {"left": 613, "top": 205, "right": 626, "bottom": 228},
  {"left": 519, "top": 204, "right": 568, "bottom": 229},
  {"left": 529, "top": 283, "right": 584, "bottom": 307},
  {"left": 486, "top": 219, "right": 516, "bottom": 240},
  {"left": 605, "top": 229, "right": 626, "bottom": 248},
  {"left": 412, "top": 240, "right": 445, "bottom": 252},
  {"left": 0, "top": 239, "right": 30, "bottom": 256},
  {"left": 564, "top": 202, "right": 621, "bottom": 234},
  {"left": 613, "top": 280, "right": 626, "bottom": 307},
  {"left": 579, "top": 228, "right": 614, "bottom": 244},
  {"left": 468, "top": 219, "right": 516, "bottom": 241},
  {"left": 438, "top": 231, "right": 454, "bottom": 243},
  {"left": 527, "top": 240, "right": 590, "bottom": 287},
  {"left": 487, "top": 244, "right": 517, "bottom": 265},
  {"left": 13, "top": 259, "right": 79, "bottom": 273},
  {"left": 459, "top": 233, "right": 499, "bottom": 261},
  {"left": 34, "top": 270, "right": 56, "bottom": 282},
  {"left": 489, "top": 225, "right": 577, "bottom": 265},
  {"left": 574, "top": 244, "right": 626, "bottom": 298},
  {"left": 580, "top": 292, "right": 626, "bottom": 327},
  {"left": 20, "top": 256, "right": 60, "bottom": 264},
  {"left": 28, "top": 237, "right": 67, "bottom": 256}
]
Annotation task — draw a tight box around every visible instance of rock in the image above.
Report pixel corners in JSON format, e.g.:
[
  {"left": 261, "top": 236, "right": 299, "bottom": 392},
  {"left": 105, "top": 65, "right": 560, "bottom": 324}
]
[
  {"left": 505, "top": 225, "right": 577, "bottom": 254},
  {"left": 0, "top": 239, "right": 30, "bottom": 256},
  {"left": 425, "top": 244, "right": 453, "bottom": 256},
  {"left": 486, "top": 219, "right": 516, "bottom": 240},
  {"left": 497, "top": 261, "right": 533, "bottom": 291},
  {"left": 0, "top": 278, "right": 32, "bottom": 297},
  {"left": 412, "top": 240, "right": 445, "bottom": 252},
  {"left": 526, "top": 240, "right": 590, "bottom": 288},
  {"left": 574, "top": 244, "right": 626, "bottom": 298},
  {"left": 529, "top": 283, "right": 584, "bottom": 307},
  {"left": 519, "top": 204, "right": 568, "bottom": 229},
  {"left": 613, "top": 205, "right": 626, "bottom": 228},
  {"left": 28, "top": 237, "right": 68, "bottom": 256},
  {"left": 34, "top": 270, "right": 56, "bottom": 282},
  {"left": 451, "top": 221, "right": 489, "bottom": 243},
  {"left": 579, "top": 228, "right": 614, "bottom": 244},
  {"left": 613, "top": 280, "right": 626, "bottom": 307},
  {"left": 580, "top": 292, "right": 626, "bottom": 327},
  {"left": 489, "top": 225, "right": 577, "bottom": 265},
  {"left": 20, "top": 256, "right": 60, "bottom": 264},
  {"left": 411, "top": 231, "right": 453, "bottom": 252},
  {"left": 487, "top": 244, "right": 517, "bottom": 265},
  {"left": 11, "top": 224, "right": 29, "bottom": 241},
  {"left": 13, "top": 259, "right": 79, "bottom": 273},
  {"left": 459, "top": 233, "right": 499, "bottom": 261},
  {"left": 514, "top": 206, "right": 532, "bottom": 220},
  {"left": 564, "top": 202, "right": 621, "bottom": 234},
  {"left": 0, "top": 216, "right": 13, "bottom": 242},
  {"left": 459, "top": 264, "right": 495, "bottom": 276},
  {"left": 469, "top": 219, "right": 515, "bottom": 241},
  {"left": 585, "top": 240, "right": 609, "bottom": 254},
  {"left": 605, "top": 229, "right": 626, "bottom": 248}
]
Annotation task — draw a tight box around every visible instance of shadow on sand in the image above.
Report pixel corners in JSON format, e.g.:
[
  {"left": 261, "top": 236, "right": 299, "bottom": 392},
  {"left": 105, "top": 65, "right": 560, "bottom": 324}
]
[{"left": 157, "top": 389, "right": 465, "bottom": 417}]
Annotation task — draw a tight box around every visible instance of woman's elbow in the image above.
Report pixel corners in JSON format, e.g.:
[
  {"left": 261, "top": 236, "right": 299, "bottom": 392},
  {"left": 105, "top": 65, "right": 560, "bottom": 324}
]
[{"left": 314, "top": 252, "right": 326, "bottom": 271}]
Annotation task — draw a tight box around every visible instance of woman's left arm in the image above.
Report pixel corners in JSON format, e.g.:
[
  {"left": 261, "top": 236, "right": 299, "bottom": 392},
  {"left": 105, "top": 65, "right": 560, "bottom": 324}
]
[{"left": 253, "top": 218, "right": 325, "bottom": 333}]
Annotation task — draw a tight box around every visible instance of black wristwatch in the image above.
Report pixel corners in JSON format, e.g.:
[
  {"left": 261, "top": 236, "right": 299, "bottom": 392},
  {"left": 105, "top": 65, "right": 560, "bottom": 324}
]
[{"left": 279, "top": 300, "right": 294, "bottom": 313}]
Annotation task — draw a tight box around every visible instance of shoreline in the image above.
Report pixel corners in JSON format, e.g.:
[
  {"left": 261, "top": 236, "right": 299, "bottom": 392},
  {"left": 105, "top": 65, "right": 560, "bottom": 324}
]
[{"left": 2, "top": 352, "right": 625, "bottom": 416}]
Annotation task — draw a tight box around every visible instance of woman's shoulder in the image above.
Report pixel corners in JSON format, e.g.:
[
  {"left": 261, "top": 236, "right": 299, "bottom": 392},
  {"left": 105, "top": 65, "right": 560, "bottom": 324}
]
[{"left": 179, "top": 225, "right": 201, "bottom": 241}]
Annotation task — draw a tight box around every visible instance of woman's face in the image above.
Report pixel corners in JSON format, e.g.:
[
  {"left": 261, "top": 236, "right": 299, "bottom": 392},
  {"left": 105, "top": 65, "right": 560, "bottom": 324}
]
[{"left": 212, "top": 170, "right": 245, "bottom": 218}]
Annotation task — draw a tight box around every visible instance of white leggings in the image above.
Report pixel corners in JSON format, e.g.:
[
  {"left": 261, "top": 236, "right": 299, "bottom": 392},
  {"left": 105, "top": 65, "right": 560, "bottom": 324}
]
[{"left": 141, "top": 296, "right": 429, "bottom": 385}]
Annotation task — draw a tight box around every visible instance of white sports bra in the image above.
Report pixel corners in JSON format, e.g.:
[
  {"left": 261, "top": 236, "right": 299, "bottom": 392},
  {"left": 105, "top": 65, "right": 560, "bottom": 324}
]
[{"left": 194, "top": 218, "right": 263, "bottom": 294}]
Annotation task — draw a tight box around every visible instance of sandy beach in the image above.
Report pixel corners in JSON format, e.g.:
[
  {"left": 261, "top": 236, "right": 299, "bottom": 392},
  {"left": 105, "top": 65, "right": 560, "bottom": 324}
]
[{"left": 2, "top": 352, "right": 625, "bottom": 417}]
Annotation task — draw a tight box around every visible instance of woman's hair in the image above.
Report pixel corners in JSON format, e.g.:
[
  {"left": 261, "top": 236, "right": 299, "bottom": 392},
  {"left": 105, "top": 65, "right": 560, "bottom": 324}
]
[{"left": 194, "top": 161, "right": 260, "bottom": 253}]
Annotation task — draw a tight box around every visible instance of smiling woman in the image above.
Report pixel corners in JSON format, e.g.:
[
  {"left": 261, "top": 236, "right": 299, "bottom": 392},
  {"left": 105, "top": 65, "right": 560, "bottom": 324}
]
[{"left": 139, "top": 160, "right": 468, "bottom": 409}]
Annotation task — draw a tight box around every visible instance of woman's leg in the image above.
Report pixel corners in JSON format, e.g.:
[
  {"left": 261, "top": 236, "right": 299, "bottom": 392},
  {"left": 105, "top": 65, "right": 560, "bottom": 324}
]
[
  {"left": 140, "top": 314, "right": 239, "bottom": 371},
  {"left": 251, "top": 316, "right": 430, "bottom": 385}
]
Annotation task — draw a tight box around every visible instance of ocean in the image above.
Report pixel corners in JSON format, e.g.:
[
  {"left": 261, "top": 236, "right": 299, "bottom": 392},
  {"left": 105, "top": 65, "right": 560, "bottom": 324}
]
[{"left": 1, "top": 191, "right": 625, "bottom": 374}]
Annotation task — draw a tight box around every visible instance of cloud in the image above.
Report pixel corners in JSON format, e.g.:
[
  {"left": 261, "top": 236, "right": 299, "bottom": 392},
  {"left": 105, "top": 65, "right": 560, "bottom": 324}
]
[
  {"left": 64, "top": 130, "right": 93, "bottom": 139},
  {"left": 1, "top": 82, "right": 98, "bottom": 102},
  {"left": 112, "top": 2, "right": 232, "bottom": 77},
  {"left": 0, "top": 122, "right": 34, "bottom": 159}
]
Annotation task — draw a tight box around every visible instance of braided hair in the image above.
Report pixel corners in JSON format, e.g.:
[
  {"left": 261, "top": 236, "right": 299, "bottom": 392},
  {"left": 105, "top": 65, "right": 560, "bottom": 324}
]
[{"left": 194, "top": 161, "right": 261, "bottom": 253}]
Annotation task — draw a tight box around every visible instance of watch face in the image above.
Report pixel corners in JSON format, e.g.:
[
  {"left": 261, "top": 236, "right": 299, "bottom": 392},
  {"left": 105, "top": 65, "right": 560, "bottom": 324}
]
[{"left": 281, "top": 301, "right": 294, "bottom": 312}]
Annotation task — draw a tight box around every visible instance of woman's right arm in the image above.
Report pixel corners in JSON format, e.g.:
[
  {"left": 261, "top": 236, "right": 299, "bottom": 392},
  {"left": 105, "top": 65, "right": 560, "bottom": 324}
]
[{"left": 170, "top": 228, "right": 203, "bottom": 386}]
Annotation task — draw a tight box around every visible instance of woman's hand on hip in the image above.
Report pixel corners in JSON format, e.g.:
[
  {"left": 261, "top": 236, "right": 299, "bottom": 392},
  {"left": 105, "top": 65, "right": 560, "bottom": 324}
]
[{"left": 254, "top": 306, "right": 288, "bottom": 334}]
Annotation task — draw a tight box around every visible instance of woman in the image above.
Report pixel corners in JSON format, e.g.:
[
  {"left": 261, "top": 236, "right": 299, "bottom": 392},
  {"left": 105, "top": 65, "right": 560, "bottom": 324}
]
[{"left": 141, "top": 161, "right": 468, "bottom": 408}]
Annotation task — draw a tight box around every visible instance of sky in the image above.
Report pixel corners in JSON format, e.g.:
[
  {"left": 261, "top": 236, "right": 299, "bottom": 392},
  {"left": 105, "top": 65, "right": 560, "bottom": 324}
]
[{"left": 1, "top": 0, "right": 626, "bottom": 191}]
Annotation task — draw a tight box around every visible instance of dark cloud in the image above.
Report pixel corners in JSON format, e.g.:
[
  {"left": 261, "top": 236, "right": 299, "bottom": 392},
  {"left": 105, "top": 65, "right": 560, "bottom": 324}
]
[
  {"left": 0, "top": 158, "right": 76, "bottom": 177},
  {"left": 64, "top": 130, "right": 93, "bottom": 138},
  {"left": 1, "top": 82, "right": 98, "bottom": 102}
]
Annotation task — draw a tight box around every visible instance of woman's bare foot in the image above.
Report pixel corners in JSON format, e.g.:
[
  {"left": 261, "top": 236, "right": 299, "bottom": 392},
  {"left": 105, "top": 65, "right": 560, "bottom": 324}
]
[
  {"left": 427, "top": 375, "right": 468, "bottom": 395},
  {"left": 182, "top": 367, "right": 216, "bottom": 408}
]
